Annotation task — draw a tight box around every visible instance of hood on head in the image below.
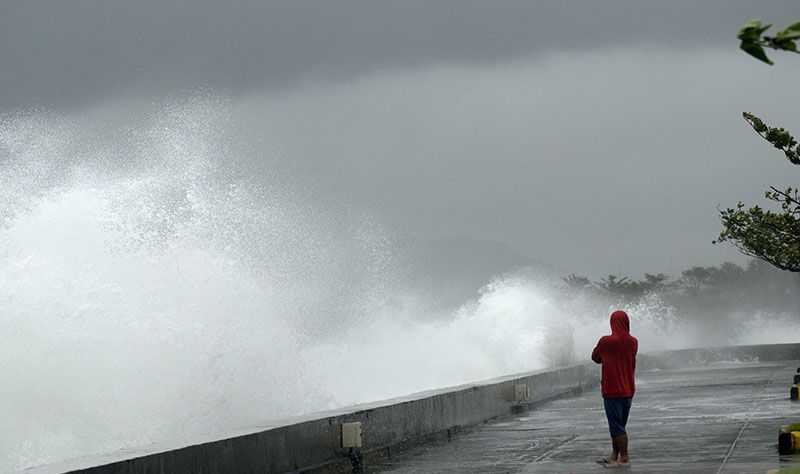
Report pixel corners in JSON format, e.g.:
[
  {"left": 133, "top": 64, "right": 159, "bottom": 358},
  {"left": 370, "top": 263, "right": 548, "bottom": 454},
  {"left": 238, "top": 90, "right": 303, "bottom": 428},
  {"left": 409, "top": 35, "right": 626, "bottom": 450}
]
[{"left": 610, "top": 310, "right": 630, "bottom": 335}]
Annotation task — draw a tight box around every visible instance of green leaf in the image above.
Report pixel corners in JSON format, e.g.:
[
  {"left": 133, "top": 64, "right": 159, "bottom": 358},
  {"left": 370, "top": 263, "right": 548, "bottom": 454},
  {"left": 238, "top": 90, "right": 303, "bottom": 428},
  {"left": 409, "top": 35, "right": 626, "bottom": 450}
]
[
  {"left": 784, "top": 21, "right": 800, "bottom": 32},
  {"left": 740, "top": 41, "right": 774, "bottom": 64},
  {"left": 775, "top": 29, "right": 800, "bottom": 41},
  {"left": 743, "top": 112, "right": 768, "bottom": 132},
  {"left": 771, "top": 35, "right": 799, "bottom": 51},
  {"left": 738, "top": 19, "right": 771, "bottom": 41}
]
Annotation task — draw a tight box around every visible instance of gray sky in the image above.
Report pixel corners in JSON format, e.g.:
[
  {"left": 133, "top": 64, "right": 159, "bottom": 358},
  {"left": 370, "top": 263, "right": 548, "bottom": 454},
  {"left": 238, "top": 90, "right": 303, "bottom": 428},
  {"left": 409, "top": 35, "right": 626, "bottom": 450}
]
[
  {"left": 2, "top": 0, "right": 797, "bottom": 110},
  {"left": 3, "top": 1, "right": 800, "bottom": 278}
]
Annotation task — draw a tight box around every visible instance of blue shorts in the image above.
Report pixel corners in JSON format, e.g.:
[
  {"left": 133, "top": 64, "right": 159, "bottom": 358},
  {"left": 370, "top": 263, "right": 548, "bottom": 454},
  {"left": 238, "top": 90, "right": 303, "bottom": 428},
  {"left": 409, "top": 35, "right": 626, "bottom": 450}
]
[{"left": 603, "top": 397, "right": 632, "bottom": 437}]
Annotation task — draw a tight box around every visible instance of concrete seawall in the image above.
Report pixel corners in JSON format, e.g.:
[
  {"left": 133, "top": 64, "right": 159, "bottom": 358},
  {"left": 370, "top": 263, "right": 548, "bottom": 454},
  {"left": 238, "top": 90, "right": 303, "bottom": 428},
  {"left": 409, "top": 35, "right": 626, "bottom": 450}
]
[
  {"left": 638, "top": 343, "right": 800, "bottom": 370},
  {"left": 31, "top": 343, "right": 800, "bottom": 474}
]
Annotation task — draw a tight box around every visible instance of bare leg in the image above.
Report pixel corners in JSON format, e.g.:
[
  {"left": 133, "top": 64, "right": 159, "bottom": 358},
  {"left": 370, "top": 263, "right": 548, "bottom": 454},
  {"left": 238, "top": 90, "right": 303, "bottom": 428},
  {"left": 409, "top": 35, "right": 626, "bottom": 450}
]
[
  {"left": 614, "top": 434, "right": 629, "bottom": 464},
  {"left": 609, "top": 436, "right": 619, "bottom": 463}
]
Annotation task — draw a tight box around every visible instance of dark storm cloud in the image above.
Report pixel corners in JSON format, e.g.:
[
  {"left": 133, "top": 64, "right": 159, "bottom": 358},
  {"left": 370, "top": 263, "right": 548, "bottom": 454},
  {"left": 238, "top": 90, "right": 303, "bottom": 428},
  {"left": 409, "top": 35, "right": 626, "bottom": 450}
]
[
  {"left": 1, "top": 0, "right": 797, "bottom": 110},
  {"left": 3, "top": 0, "right": 800, "bottom": 279}
]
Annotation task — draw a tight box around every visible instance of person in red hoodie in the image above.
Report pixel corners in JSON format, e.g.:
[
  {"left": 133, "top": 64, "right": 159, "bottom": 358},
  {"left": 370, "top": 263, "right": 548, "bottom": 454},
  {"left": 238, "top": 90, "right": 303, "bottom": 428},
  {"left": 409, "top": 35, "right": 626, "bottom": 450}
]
[{"left": 592, "top": 310, "right": 638, "bottom": 467}]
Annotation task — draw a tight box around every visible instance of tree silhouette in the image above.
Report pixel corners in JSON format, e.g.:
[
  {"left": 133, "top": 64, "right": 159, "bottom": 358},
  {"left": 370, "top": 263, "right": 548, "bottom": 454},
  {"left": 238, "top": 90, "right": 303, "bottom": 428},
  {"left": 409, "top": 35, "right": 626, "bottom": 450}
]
[{"left": 715, "top": 19, "right": 800, "bottom": 272}]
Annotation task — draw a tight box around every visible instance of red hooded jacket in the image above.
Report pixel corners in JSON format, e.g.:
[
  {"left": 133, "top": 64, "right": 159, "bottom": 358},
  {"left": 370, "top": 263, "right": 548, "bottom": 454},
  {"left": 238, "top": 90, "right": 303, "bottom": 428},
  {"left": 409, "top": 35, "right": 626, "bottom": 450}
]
[{"left": 591, "top": 310, "right": 638, "bottom": 398}]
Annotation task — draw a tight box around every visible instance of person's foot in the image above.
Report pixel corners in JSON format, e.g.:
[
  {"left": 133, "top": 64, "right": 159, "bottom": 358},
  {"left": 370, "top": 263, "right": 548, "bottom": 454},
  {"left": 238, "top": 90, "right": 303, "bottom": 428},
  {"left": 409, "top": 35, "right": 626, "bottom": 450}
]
[
  {"left": 615, "top": 458, "right": 630, "bottom": 468},
  {"left": 595, "top": 455, "right": 617, "bottom": 465}
]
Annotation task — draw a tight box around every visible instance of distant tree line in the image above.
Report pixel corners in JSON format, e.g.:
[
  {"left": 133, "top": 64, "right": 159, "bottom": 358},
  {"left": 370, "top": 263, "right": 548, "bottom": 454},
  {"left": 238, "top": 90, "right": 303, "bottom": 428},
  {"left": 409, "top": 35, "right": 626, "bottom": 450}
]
[{"left": 563, "top": 260, "right": 800, "bottom": 320}]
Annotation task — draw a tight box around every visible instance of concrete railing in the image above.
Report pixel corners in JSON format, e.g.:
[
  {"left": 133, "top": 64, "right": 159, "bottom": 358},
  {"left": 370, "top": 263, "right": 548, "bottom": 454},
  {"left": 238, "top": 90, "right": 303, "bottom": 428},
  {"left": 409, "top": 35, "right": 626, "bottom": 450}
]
[
  {"left": 638, "top": 342, "right": 800, "bottom": 370},
  {"left": 30, "top": 342, "right": 800, "bottom": 474}
]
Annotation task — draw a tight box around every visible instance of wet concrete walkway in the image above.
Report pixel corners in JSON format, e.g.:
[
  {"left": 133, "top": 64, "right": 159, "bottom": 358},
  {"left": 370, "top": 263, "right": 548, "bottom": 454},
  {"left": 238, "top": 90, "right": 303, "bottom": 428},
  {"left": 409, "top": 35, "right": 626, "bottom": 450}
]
[{"left": 374, "top": 360, "right": 800, "bottom": 473}]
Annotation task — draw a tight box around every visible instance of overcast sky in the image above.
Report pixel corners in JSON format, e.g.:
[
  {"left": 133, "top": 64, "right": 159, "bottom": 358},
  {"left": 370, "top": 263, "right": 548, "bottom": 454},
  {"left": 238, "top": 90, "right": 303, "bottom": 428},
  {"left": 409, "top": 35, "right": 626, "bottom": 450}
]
[{"left": 2, "top": 1, "right": 800, "bottom": 277}]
